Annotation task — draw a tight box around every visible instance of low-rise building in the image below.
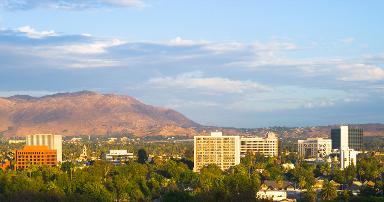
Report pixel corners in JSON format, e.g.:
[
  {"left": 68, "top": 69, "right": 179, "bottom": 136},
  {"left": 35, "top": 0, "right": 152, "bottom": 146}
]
[
  {"left": 14, "top": 145, "right": 57, "bottom": 170},
  {"left": 297, "top": 138, "right": 332, "bottom": 159},
  {"left": 257, "top": 190, "right": 287, "bottom": 201},
  {"left": 105, "top": 150, "right": 134, "bottom": 164}
]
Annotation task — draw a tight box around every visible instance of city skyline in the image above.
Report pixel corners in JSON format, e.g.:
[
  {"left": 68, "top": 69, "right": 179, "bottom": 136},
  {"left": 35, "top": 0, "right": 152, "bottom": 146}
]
[{"left": 0, "top": 0, "right": 383, "bottom": 127}]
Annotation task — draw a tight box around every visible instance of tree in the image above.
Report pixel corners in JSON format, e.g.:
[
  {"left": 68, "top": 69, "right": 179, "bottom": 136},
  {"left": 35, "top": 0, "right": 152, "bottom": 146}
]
[
  {"left": 137, "top": 148, "right": 148, "bottom": 164},
  {"left": 320, "top": 180, "right": 337, "bottom": 201},
  {"left": 300, "top": 187, "right": 317, "bottom": 202}
]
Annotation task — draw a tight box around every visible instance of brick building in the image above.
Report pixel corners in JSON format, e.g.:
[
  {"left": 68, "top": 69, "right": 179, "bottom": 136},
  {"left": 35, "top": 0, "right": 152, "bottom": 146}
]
[{"left": 14, "top": 146, "right": 57, "bottom": 170}]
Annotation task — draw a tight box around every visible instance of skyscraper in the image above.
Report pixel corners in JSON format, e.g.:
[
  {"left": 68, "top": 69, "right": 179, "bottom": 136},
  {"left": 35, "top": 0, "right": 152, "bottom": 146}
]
[
  {"left": 26, "top": 134, "right": 62, "bottom": 162},
  {"left": 331, "top": 125, "right": 363, "bottom": 151}
]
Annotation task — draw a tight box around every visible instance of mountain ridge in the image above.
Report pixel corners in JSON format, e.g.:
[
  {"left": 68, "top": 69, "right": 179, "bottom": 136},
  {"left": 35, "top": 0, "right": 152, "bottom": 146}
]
[{"left": 0, "top": 91, "right": 200, "bottom": 137}]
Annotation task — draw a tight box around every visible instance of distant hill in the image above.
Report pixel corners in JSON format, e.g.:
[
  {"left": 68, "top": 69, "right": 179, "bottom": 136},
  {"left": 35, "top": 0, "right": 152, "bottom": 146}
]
[
  {"left": 235, "top": 124, "right": 384, "bottom": 139},
  {"left": 0, "top": 91, "right": 383, "bottom": 138},
  {"left": 0, "top": 91, "right": 200, "bottom": 137}
]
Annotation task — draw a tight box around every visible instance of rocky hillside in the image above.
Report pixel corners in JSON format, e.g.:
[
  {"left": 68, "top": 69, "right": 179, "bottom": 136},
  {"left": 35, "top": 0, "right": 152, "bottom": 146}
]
[{"left": 0, "top": 91, "right": 200, "bottom": 137}]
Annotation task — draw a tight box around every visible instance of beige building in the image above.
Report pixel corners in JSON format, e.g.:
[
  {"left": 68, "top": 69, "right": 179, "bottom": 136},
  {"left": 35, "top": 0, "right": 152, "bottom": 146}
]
[
  {"left": 297, "top": 138, "right": 332, "bottom": 159},
  {"left": 240, "top": 132, "right": 280, "bottom": 157},
  {"left": 26, "top": 134, "right": 62, "bottom": 162},
  {"left": 193, "top": 132, "right": 240, "bottom": 172}
]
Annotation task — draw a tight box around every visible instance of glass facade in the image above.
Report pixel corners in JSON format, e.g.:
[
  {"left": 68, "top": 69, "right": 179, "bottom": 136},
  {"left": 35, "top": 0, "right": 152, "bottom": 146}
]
[{"left": 331, "top": 127, "right": 363, "bottom": 151}]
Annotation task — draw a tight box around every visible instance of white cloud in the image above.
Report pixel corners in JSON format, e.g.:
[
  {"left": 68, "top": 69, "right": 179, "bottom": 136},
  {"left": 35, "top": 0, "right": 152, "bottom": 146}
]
[
  {"left": 148, "top": 72, "right": 271, "bottom": 94},
  {"left": 168, "top": 37, "right": 206, "bottom": 46},
  {"left": 203, "top": 42, "right": 245, "bottom": 54},
  {"left": 16, "top": 26, "right": 57, "bottom": 38},
  {"left": 338, "top": 63, "right": 384, "bottom": 81},
  {"left": 167, "top": 37, "right": 245, "bottom": 54},
  {"left": 304, "top": 99, "right": 335, "bottom": 109},
  {"left": 0, "top": 0, "right": 146, "bottom": 10},
  {"left": 101, "top": 0, "right": 145, "bottom": 7},
  {"left": 52, "top": 39, "right": 125, "bottom": 54},
  {"left": 67, "top": 59, "right": 121, "bottom": 68}
]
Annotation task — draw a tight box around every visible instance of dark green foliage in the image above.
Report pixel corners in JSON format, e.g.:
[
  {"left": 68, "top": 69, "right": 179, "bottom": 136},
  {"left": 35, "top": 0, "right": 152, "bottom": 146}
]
[
  {"left": 0, "top": 149, "right": 383, "bottom": 202},
  {"left": 137, "top": 148, "right": 148, "bottom": 164}
]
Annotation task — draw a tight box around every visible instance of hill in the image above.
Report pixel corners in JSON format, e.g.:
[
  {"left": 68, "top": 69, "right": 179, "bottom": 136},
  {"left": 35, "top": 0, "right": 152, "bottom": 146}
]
[{"left": 0, "top": 91, "right": 200, "bottom": 137}]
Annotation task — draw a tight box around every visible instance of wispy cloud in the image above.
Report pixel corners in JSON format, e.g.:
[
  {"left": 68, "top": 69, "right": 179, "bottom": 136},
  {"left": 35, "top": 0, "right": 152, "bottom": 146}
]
[
  {"left": 1, "top": 25, "right": 383, "bottom": 123},
  {"left": 148, "top": 72, "right": 271, "bottom": 94},
  {"left": 16, "top": 26, "right": 57, "bottom": 39},
  {"left": 338, "top": 63, "right": 384, "bottom": 81},
  {"left": 0, "top": 0, "right": 146, "bottom": 10}
]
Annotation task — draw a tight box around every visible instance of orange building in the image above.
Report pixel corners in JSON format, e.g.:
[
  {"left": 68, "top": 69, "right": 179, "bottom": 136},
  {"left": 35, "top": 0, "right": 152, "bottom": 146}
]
[{"left": 14, "top": 145, "right": 57, "bottom": 170}]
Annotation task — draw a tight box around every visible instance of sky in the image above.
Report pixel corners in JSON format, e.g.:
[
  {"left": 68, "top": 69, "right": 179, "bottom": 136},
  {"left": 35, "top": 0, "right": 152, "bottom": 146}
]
[{"left": 0, "top": 0, "right": 383, "bottom": 127}]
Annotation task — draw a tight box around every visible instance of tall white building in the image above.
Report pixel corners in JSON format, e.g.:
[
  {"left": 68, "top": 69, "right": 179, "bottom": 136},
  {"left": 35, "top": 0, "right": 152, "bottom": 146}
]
[
  {"left": 240, "top": 132, "right": 280, "bottom": 157},
  {"left": 297, "top": 138, "right": 332, "bottom": 159},
  {"left": 194, "top": 132, "right": 240, "bottom": 172},
  {"left": 26, "top": 134, "right": 62, "bottom": 162}
]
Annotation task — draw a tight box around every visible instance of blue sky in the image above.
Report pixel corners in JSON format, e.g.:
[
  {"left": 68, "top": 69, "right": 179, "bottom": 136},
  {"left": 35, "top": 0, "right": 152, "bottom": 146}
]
[{"left": 0, "top": 0, "right": 383, "bottom": 127}]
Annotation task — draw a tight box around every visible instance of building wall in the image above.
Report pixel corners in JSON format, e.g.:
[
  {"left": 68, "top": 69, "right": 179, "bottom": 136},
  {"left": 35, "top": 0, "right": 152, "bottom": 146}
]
[
  {"left": 340, "top": 148, "right": 358, "bottom": 170},
  {"left": 298, "top": 138, "right": 332, "bottom": 159},
  {"left": 26, "top": 134, "right": 62, "bottom": 162},
  {"left": 194, "top": 132, "right": 240, "bottom": 172},
  {"left": 14, "top": 146, "right": 57, "bottom": 170},
  {"left": 331, "top": 126, "right": 363, "bottom": 151},
  {"left": 240, "top": 132, "right": 279, "bottom": 157},
  {"left": 348, "top": 128, "right": 363, "bottom": 151}
]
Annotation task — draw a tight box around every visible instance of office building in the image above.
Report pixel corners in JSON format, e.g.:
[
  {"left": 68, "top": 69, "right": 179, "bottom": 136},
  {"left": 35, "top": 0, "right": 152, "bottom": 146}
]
[
  {"left": 194, "top": 131, "right": 240, "bottom": 172},
  {"left": 297, "top": 138, "right": 332, "bottom": 159},
  {"left": 106, "top": 150, "right": 134, "bottom": 164},
  {"left": 240, "top": 132, "right": 280, "bottom": 157},
  {"left": 14, "top": 146, "right": 57, "bottom": 170},
  {"left": 26, "top": 134, "right": 63, "bottom": 162},
  {"left": 331, "top": 126, "right": 363, "bottom": 151}
]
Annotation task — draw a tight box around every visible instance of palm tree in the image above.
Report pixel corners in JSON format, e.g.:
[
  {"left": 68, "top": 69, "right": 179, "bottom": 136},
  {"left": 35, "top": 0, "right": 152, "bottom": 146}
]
[
  {"left": 321, "top": 180, "right": 337, "bottom": 201},
  {"left": 298, "top": 176, "right": 306, "bottom": 189},
  {"left": 320, "top": 163, "right": 331, "bottom": 176}
]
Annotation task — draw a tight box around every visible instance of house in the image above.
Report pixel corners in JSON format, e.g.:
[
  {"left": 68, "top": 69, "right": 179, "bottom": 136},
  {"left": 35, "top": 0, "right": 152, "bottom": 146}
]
[
  {"left": 347, "top": 181, "right": 363, "bottom": 195},
  {"left": 261, "top": 180, "right": 295, "bottom": 191},
  {"left": 257, "top": 190, "right": 287, "bottom": 201}
]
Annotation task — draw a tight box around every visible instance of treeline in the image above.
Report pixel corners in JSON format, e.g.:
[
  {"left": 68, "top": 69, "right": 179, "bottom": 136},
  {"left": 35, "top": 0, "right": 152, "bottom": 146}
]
[{"left": 0, "top": 152, "right": 383, "bottom": 201}]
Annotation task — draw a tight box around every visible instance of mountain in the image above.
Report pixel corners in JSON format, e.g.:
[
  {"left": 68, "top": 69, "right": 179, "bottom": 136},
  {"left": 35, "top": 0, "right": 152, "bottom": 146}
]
[{"left": 0, "top": 91, "right": 200, "bottom": 137}]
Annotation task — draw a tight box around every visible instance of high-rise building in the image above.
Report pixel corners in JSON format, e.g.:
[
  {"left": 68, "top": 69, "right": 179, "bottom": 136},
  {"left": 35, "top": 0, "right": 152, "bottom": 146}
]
[
  {"left": 240, "top": 132, "right": 280, "bottom": 157},
  {"left": 14, "top": 146, "right": 57, "bottom": 170},
  {"left": 26, "top": 134, "right": 62, "bottom": 162},
  {"left": 297, "top": 138, "right": 332, "bottom": 159},
  {"left": 194, "top": 132, "right": 240, "bottom": 172},
  {"left": 331, "top": 126, "right": 363, "bottom": 151}
]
